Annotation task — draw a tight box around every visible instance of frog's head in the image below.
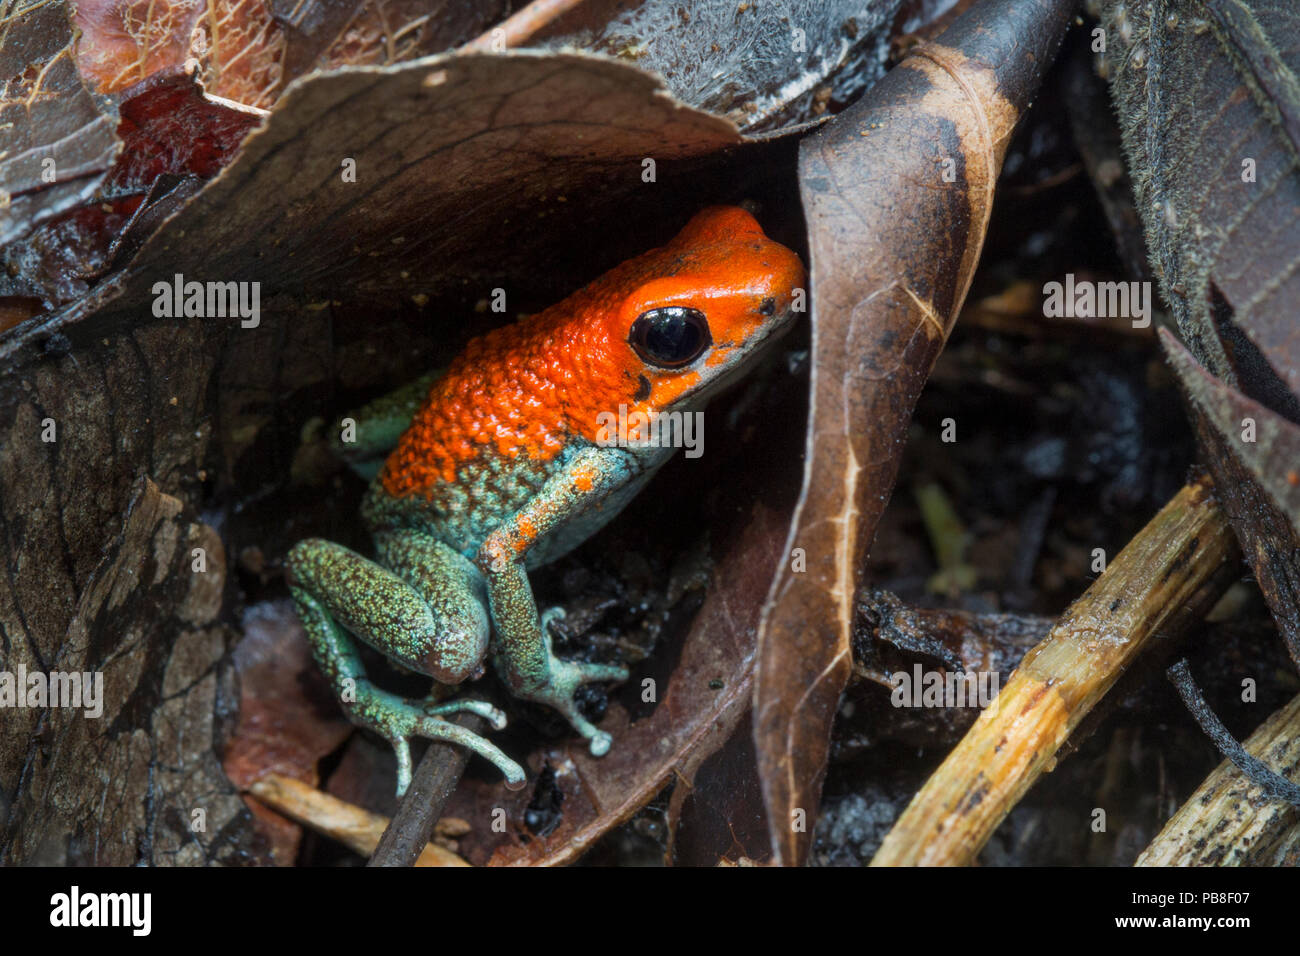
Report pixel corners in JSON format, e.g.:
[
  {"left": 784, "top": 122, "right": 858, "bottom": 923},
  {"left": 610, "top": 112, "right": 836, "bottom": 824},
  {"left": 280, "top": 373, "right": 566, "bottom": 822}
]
[{"left": 594, "top": 205, "right": 806, "bottom": 417}]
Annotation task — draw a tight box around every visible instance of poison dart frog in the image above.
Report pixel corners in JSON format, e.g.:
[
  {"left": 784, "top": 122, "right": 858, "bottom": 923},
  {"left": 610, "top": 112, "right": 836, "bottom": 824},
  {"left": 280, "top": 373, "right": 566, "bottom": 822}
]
[{"left": 286, "top": 206, "right": 805, "bottom": 794}]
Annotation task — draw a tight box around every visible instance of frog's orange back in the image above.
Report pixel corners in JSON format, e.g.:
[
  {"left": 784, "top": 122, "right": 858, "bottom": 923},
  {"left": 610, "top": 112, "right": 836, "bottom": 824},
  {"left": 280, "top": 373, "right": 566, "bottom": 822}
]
[{"left": 378, "top": 205, "right": 804, "bottom": 501}]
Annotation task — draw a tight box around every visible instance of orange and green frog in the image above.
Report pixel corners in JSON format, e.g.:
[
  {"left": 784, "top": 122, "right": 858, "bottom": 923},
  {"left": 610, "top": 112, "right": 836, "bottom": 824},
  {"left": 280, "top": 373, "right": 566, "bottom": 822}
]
[{"left": 286, "top": 206, "right": 805, "bottom": 794}]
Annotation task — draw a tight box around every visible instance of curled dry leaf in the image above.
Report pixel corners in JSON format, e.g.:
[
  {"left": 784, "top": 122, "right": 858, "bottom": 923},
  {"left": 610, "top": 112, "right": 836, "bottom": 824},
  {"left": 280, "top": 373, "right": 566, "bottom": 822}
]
[
  {"left": 14, "top": 51, "right": 748, "bottom": 331},
  {"left": 753, "top": 0, "right": 1077, "bottom": 866},
  {"left": 0, "top": 49, "right": 802, "bottom": 864},
  {"left": 1161, "top": 331, "right": 1300, "bottom": 669}
]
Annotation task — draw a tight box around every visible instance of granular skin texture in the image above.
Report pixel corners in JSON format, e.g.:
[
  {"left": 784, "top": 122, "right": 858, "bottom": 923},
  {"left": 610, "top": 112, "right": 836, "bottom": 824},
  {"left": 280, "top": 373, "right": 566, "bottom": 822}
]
[{"left": 379, "top": 206, "right": 804, "bottom": 501}]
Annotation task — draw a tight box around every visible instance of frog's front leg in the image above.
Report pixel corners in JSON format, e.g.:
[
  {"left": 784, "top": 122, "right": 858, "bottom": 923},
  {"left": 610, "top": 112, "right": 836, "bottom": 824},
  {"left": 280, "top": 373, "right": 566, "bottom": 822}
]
[
  {"left": 477, "top": 446, "right": 633, "bottom": 756},
  {"left": 286, "top": 535, "right": 526, "bottom": 794}
]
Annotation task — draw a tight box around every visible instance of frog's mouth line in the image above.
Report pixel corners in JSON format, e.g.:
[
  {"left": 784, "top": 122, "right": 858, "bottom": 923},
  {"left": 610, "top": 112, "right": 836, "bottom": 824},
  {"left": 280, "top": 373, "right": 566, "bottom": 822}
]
[{"left": 695, "top": 303, "right": 800, "bottom": 397}]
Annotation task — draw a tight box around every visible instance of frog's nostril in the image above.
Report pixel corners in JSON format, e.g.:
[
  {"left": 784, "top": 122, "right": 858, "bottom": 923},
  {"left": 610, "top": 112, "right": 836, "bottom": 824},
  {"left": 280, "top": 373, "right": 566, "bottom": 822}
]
[{"left": 758, "top": 297, "right": 776, "bottom": 315}]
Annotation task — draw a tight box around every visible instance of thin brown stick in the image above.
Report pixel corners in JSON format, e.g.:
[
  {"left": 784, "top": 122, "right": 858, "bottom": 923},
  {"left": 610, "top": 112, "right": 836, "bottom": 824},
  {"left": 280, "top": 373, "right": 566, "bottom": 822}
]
[
  {"left": 368, "top": 713, "right": 485, "bottom": 866},
  {"left": 1137, "top": 693, "right": 1300, "bottom": 866},
  {"left": 247, "top": 773, "right": 468, "bottom": 866},
  {"left": 461, "top": 0, "right": 587, "bottom": 52},
  {"left": 871, "top": 477, "right": 1237, "bottom": 866}
]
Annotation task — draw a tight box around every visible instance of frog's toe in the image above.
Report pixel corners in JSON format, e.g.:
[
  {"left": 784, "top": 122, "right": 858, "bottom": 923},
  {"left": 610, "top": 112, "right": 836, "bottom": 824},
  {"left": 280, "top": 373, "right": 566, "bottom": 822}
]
[
  {"left": 502, "top": 768, "right": 529, "bottom": 791},
  {"left": 550, "top": 658, "right": 629, "bottom": 699},
  {"left": 539, "top": 606, "right": 567, "bottom": 632},
  {"left": 390, "top": 736, "right": 416, "bottom": 796},
  {"left": 351, "top": 689, "right": 525, "bottom": 794},
  {"left": 409, "top": 714, "right": 527, "bottom": 791},
  {"left": 588, "top": 730, "right": 613, "bottom": 757},
  {"left": 552, "top": 700, "right": 609, "bottom": 757},
  {"left": 422, "top": 696, "right": 508, "bottom": 731},
  {"left": 576, "top": 661, "right": 629, "bottom": 683},
  {"left": 541, "top": 658, "right": 629, "bottom": 756}
]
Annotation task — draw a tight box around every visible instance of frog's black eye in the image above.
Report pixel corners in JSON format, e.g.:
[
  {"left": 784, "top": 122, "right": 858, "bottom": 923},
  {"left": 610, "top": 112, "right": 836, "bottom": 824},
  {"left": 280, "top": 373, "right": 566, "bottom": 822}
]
[{"left": 628, "top": 307, "right": 712, "bottom": 369}]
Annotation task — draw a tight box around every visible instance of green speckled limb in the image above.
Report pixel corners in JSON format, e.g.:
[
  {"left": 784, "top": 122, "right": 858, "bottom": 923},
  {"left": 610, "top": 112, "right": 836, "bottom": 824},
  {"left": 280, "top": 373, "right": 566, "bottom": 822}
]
[{"left": 287, "top": 534, "right": 526, "bottom": 793}]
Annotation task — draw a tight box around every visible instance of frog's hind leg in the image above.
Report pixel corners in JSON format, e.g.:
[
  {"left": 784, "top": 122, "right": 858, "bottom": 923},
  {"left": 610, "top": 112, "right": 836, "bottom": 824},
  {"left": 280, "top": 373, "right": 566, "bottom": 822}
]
[{"left": 286, "top": 537, "right": 526, "bottom": 794}]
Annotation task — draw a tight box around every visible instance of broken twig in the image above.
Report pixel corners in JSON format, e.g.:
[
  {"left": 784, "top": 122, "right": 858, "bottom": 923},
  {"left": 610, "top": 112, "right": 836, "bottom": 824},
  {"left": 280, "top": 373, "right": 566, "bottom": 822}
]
[
  {"left": 1138, "top": 692, "right": 1300, "bottom": 866},
  {"left": 248, "top": 773, "right": 468, "bottom": 867},
  {"left": 872, "top": 477, "right": 1236, "bottom": 865},
  {"left": 368, "top": 713, "right": 485, "bottom": 866}
]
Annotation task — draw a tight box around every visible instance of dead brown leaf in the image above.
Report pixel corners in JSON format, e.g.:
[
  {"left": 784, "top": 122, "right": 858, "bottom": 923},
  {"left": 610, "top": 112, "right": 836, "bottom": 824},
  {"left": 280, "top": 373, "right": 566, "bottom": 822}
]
[
  {"left": 753, "top": 0, "right": 1078, "bottom": 866},
  {"left": 1101, "top": 0, "right": 1300, "bottom": 399},
  {"left": 221, "top": 598, "right": 353, "bottom": 864},
  {"left": 276, "top": 0, "right": 508, "bottom": 78},
  {"left": 71, "top": 0, "right": 207, "bottom": 94},
  {"left": 73, "top": 0, "right": 286, "bottom": 107}
]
